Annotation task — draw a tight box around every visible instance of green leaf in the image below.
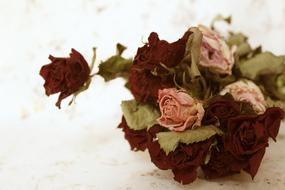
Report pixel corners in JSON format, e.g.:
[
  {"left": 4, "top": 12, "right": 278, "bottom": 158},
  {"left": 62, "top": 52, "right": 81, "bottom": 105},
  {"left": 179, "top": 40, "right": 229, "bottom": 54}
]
[
  {"left": 239, "top": 52, "right": 285, "bottom": 80},
  {"left": 97, "top": 43, "right": 132, "bottom": 82},
  {"left": 227, "top": 32, "right": 253, "bottom": 57},
  {"left": 236, "top": 43, "right": 252, "bottom": 57},
  {"left": 227, "top": 33, "right": 248, "bottom": 47},
  {"left": 156, "top": 125, "right": 223, "bottom": 155},
  {"left": 121, "top": 100, "right": 160, "bottom": 131}
]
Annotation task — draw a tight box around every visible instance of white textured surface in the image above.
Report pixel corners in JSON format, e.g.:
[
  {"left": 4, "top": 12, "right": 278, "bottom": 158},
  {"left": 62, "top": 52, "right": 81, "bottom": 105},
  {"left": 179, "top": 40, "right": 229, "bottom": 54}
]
[{"left": 0, "top": 0, "right": 285, "bottom": 189}]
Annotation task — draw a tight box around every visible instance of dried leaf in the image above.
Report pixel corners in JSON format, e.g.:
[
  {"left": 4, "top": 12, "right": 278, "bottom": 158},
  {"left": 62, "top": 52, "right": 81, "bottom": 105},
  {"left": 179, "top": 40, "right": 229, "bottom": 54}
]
[
  {"left": 97, "top": 43, "right": 132, "bottom": 82},
  {"left": 238, "top": 52, "right": 285, "bottom": 80},
  {"left": 156, "top": 125, "right": 223, "bottom": 155},
  {"left": 121, "top": 100, "right": 160, "bottom": 131}
]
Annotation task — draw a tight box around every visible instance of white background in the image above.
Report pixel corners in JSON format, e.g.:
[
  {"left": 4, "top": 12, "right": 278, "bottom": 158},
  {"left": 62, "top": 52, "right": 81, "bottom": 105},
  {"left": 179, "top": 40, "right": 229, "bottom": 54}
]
[{"left": 0, "top": 0, "right": 284, "bottom": 189}]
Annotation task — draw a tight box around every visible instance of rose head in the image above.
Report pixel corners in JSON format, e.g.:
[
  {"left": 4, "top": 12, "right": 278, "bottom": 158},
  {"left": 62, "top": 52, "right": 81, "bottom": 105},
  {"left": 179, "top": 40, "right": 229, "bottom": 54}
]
[
  {"left": 147, "top": 125, "right": 215, "bottom": 184},
  {"left": 40, "top": 49, "right": 90, "bottom": 108},
  {"left": 203, "top": 95, "right": 241, "bottom": 127},
  {"left": 223, "top": 107, "right": 284, "bottom": 178},
  {"left": 198, "top": 25, "right": 235, "bottom": 75},
  {"left": 129, "top": 32, "right": 190, "bottom": 103},
  {"left": 220, "top": 80, "right": 266, "bottom": 114},
  {"left": 118, "top": 117, "right": 148, "bottom": 151},
  {"left": 157, "top": 88, "right": 205, "bottom": 132},
  {"left": 202, "top": 144, "right": 246, "bottom": 179}
]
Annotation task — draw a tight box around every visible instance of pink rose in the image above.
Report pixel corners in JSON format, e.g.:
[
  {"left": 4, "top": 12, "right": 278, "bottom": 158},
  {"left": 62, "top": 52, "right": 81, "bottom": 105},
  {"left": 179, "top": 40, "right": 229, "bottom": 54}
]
[
  {"left": 220, "top": 80, "right": 266, "bottom": 114},
  {"left": 157, "top": 88, "right": 204, "bottom": 132},
  {"left": 198, "top": 25, "right": 235, "bottom": 75}
]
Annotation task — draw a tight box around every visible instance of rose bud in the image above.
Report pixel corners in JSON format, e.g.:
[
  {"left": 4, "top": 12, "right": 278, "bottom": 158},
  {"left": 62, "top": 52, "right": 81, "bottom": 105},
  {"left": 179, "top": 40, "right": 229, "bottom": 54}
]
[
  {"left": 157, "top": 88, "right": 204, "bottom": 132},
  {"left": 39, "top": 49, "right": 91, "bottom": 108},
  {"left": 198, "top": 25, "right": 235, "bottom": 75},
  {"left": 220, "top": 80, "right": 266, "bottom": 114}
]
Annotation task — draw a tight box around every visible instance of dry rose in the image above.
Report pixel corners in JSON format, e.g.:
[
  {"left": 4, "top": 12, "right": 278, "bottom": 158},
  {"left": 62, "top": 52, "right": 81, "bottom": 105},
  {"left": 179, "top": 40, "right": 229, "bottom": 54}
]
[
  {"left": 202, "top": 94, "right": 256, "bottom": 130},
  {"left": 203, "top": 95, "right": 241, "bottom": 127},
  {"left": 224, "top": 108, "right": 284, "bottom": 178},
  {"left": 202, "top": 143, "right": 246, "bottom": 179},
  {"left": 220, "top": 80, "right": 266, "bottom": 114},
  {"left": 198, "top": 25, "right": 235, "bottom": 75},
  {"left": 203, "top": 107, "right": 284, "bottom": 179},
  {"left": 118, "top": 117, "right": 148, "bottom": 151},
  {"left": 39, "top": 49, "right": 90, "bottom": 108},
  {"left": 147, "top": 125, "right": 215, "bottom": 184},
  {"left": 129, "top": 31, "right": 190, "bottom": 103},
  {"left": 157, "top": 88, "right": 204, "bottom": 132}
]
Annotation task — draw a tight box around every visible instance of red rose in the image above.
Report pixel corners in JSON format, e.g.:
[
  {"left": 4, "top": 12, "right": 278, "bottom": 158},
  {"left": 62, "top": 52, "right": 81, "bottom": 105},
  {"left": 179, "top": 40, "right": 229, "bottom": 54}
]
[
  {"left": 118, "top": 117, "right": 148, "bottom": 151},
  {"left": 203, "top": 94, "right": 255, "bottom": 130},
  {"left": 147, "top": 125, "right": 215, "bottom": 184},
  {"left": 169, "top": 139, "right": 215, "bottom": 184},
  {"left": 224, "top": 107, "right": 284, "bottom": 178},
  {"left": 40, "top": 49, "right": 91, "bottom": 108},
  {"left": 129, "top": 31, "right": 190, "bottom": 103},
  {"left": 201, "top": 138, "right": 246, "bottom": 179}
]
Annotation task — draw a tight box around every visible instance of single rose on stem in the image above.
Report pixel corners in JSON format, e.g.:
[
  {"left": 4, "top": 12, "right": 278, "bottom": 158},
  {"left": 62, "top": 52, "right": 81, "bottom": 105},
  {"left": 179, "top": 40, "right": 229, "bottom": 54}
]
[
  {"left": 39, "top": 49, "right": 91, "bottom": 108},
  {"left": 220, "top": 80, "right": 266, "bottom": 114},
  {"left": 157, "top": 88, "right": 204, "bottom": 132},
  {"left": 198, "top": 25, "right": 235, "bottom": 75}
]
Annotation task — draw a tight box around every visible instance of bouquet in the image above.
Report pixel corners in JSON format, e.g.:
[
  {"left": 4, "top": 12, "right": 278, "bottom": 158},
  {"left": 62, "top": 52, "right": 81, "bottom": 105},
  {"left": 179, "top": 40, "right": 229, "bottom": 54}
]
[{"left": 39, "top": 17, "right": 285, "bottom": 184}]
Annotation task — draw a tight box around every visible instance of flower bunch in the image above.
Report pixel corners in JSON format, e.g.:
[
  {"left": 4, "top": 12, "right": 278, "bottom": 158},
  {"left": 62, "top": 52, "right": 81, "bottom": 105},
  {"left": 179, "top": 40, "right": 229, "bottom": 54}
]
[{"left": 39, "top": 20, "right": 285, "bottom": 184}]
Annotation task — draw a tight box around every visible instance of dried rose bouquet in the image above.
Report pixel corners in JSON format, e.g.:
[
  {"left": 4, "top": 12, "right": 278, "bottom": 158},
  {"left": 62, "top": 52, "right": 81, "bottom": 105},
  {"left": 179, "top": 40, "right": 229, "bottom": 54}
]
[{"left": 39, "top": 18, "right": 285, "bottom": 184}]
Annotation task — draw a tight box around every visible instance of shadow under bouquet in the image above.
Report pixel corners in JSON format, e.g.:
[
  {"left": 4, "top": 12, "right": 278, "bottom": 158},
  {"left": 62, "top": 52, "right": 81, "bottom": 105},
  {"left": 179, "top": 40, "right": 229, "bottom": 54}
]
[{"left": 39, "top": 18, "right": 285, "bottom": 184}]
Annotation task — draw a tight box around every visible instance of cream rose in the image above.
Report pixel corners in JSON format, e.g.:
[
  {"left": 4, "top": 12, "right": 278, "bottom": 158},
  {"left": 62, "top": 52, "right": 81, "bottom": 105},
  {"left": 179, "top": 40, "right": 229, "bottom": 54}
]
[
  {"left": 220, "top": 80, "right": 266, "bottom": 114},
  {"left": 157, "top": 88, "right": 204, "bottom": 132},
  {"left": 198, "top": 25, "right": 235, "bottom": 75}
]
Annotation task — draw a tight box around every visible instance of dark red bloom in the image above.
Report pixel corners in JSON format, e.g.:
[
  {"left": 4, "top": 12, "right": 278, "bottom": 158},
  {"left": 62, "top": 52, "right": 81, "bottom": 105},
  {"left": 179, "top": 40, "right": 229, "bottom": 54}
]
[
  {"left": 118, "top": 117, "right": 148, "bottom": 151},
  {"left": 202, "top": 108, "right": 284, "bottom": 179},
  {"left": 129, "top": 31, "right": 190, "bottom": 103},
  {"left": 223, "top": 107, "right": 284, "bottom": 178},
  {"left": 147, "top": 125, "right": 215, "bottom": 184},
  {"left": 201, "top": 138, "right": 246, "bottom": 179},
  {"left": 40, "top": 49, "right": 90, "bottom": 108},
  {"left": 203, "top": 94, "right": 255, "bottom": 130}
]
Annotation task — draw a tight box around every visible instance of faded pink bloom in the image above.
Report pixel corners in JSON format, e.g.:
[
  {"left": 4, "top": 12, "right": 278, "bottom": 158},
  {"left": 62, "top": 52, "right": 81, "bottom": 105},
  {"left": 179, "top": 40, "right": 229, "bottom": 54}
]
[
  {"left": 220, "top": 80, "right": 266, "bottom": 114},
  {"left": 157, "top": 88, "right": 204, "bottom": 132},
  {"left": 198, "top": 25, "right": 235, "bottom": 75}
]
